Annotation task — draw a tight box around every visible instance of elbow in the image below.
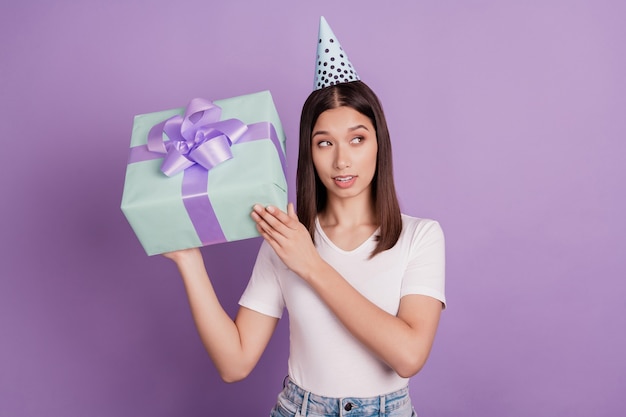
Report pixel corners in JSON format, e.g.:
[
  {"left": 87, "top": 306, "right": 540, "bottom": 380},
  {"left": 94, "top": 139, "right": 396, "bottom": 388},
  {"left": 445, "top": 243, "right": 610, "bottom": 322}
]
[
  {"left": 209, "top": 351, "right": 259, "bottom": 383},
  {"left": 219, "top": 373, "right": 242, "bottom": 384},
  {"left": 393, "top": 352, "right": 428, "bottom": 379},
  {"left": 207, "top": 351, "right": 256, "bottom": 383},
  {"left": 395, "top": 362, "right": 424, "bottom": 379},
  {"left": 219, "top": 368, "right": 251, "bottom": 384},
  {"left": 220, "top": 375, "right": 244, "bottom": 384}
]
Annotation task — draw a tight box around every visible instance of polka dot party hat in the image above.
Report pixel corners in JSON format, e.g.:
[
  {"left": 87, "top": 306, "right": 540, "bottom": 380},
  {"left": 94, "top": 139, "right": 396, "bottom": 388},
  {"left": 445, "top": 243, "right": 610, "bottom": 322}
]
[{"left": 314, "top": 16, "right": 360, "bottom": 90}]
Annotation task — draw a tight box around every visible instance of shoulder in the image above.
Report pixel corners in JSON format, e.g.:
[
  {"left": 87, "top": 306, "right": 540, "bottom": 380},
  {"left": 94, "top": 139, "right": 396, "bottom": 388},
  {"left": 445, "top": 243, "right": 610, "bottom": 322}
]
[
  {"left": 400, "top": 214, "right": 444, "bottom": 242},
  {"left": 396, "top": 214, "right": 445, "bottom": 255}
]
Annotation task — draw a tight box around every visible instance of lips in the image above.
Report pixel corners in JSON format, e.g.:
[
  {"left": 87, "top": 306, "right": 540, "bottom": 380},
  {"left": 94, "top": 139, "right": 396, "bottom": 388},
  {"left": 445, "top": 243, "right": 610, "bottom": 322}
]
[{"left": 333, "top": 175, "right": 357, "bottom": 188}]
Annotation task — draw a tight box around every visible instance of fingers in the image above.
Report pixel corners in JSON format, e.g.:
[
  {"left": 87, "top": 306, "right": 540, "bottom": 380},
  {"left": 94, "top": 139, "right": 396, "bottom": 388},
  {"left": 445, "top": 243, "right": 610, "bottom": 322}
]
[
  {"left": 252, "top": 204, "right": 296, "bottom": 230},
  {"left": 254, "top": 220, "right": 274, "bottom": 243},
  {"left": 251, "top": 205, "right": 281, "bottom": 244}
]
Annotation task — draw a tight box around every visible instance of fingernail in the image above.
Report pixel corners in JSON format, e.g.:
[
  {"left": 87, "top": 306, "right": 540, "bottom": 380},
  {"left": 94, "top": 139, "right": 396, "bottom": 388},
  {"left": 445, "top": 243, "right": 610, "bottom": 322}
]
[{"left": 266, "top": 205, "right": 274, "bottom": 213}]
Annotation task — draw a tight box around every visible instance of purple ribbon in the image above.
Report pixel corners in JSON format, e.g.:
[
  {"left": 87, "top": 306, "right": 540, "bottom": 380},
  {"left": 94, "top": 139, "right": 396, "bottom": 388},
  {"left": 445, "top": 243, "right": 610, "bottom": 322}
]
[{"left": 128, "top": 98, "right": 286, "bottom": 245}]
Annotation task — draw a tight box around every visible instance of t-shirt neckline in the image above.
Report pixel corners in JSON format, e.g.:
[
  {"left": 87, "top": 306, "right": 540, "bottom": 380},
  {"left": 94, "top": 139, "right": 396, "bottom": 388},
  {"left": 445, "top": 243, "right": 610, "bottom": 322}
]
[{"left": 315, "top": 217, "right": 380, "bottom": 255}]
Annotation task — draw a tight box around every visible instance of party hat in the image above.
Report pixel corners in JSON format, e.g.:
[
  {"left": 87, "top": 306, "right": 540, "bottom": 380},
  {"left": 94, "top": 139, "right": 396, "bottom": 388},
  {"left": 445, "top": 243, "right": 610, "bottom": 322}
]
[{"left": 314, "top": 16, "right": 360, "bottom": 90}]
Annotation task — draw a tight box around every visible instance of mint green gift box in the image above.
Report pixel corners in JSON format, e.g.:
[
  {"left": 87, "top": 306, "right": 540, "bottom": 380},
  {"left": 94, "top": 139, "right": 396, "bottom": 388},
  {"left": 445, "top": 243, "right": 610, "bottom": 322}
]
[{"left": 121, "top": 90, "right": 287, "bottom": 256}]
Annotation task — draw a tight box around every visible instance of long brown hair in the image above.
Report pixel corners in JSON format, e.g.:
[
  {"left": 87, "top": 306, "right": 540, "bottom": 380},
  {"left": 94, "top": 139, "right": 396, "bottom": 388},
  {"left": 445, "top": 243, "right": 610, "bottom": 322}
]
[{"left": 296, "top": 81, "right": 402, "bottom": 257}]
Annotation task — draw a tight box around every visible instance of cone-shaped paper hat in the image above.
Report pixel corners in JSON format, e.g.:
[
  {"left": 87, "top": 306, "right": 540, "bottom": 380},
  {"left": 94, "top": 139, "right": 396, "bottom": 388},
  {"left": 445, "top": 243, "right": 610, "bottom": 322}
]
[{"left": 314, "top": 16, "right": 360, "bottom": 90}]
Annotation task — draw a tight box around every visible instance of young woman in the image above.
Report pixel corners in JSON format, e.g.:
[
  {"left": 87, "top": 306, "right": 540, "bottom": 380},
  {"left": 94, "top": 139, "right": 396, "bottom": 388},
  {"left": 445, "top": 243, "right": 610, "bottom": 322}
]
[{"left": 164, "top": 80, "right": 446, "bottom": 417}]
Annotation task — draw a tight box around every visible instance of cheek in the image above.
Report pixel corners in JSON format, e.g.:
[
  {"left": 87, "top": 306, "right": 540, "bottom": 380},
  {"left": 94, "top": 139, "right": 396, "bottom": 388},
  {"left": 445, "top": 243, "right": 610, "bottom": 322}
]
[
  {"left": 311, "top": 154, "right": 329, "bottom": 182},
  {"left": 363, "top": 147, "right": 378, "bottom": 173},
  {"left": 312, "top": 147, "right": 333, "bottom": 167}
]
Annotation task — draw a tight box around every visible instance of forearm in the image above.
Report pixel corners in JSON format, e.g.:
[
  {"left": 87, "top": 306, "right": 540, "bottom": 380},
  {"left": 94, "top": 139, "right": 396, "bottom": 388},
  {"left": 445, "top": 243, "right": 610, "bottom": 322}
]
[
  {"left": 303, "top": 261, "right": 440, "bottom": 378},
  {"left": 172, "top": 253, "right": 251, "bottom": 382}
]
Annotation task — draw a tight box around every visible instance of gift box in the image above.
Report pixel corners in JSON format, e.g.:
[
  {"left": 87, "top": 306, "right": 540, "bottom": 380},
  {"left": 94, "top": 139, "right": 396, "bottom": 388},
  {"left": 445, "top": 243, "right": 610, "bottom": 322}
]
[{"left": 121, "top": 90, "right": 287, "bottom": 256}]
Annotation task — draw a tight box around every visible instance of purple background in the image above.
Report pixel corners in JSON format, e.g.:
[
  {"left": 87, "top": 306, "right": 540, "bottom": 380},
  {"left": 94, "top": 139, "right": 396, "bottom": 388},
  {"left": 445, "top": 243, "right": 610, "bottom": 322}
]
[{"left": 1, "top": 1, "right": 624, "bottom": 416}]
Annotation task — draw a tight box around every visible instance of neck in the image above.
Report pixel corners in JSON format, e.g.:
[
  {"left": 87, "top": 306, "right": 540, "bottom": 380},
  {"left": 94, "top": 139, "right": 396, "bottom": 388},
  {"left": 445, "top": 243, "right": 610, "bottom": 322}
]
[{"left": 319, "top": 194, "right": 376, "bottom": 228}]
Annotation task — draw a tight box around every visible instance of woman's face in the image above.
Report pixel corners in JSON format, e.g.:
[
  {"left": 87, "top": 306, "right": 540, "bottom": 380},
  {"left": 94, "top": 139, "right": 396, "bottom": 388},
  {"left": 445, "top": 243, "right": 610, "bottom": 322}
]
[{"left": 311, "top": 106, "right": 378, "bottom": 203}]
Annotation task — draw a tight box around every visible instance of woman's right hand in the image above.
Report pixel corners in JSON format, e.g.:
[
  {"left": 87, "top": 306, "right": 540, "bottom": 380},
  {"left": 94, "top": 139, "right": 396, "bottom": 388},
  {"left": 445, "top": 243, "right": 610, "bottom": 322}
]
[{"left": 162, "top": 247, "right": 202, "bottom": 265}]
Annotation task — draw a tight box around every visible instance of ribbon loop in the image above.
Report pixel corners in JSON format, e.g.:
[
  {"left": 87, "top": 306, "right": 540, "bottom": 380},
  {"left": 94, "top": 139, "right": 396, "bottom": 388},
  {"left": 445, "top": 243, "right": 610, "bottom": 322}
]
[
  {"left": 190, "top": 135, "right": 233, "bottom": 170},
  {"left": 161, "top": 149, "right": 195, "bottom": 177}
]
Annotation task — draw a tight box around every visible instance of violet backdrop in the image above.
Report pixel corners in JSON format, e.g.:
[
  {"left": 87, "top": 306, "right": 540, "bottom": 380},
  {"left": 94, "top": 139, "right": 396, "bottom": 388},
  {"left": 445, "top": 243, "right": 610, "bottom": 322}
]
[{"left": 1, "top": 1, "right": 624, "bottom": 416}]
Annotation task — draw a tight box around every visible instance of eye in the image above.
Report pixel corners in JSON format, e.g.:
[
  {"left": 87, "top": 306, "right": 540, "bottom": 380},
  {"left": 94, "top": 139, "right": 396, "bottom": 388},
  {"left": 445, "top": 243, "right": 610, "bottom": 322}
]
[
  {"left": 350, "top": 136, "right": 364, "bottom": 144},
  {"left": 317, "top": 140, "right": 332, "bottom": 147}
]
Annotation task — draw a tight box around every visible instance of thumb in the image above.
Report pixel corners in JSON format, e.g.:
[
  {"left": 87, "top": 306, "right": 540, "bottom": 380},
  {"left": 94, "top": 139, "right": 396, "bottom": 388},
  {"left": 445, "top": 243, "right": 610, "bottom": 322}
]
[{"left": 287, "top": 202, "right": 298, "bottom": 220}]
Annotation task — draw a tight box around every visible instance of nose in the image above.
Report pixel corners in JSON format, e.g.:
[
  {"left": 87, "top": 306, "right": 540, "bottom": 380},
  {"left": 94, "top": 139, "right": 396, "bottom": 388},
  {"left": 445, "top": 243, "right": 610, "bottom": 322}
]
[{"left": 334, "top": 144, "right": 350, "bottom": 170}]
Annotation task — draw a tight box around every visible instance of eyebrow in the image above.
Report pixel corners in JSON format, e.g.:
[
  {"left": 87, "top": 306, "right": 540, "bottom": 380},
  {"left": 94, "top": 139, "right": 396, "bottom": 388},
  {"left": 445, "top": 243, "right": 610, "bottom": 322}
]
[{"left": 312, "top": 124, "right": 370, "bottom": 138}]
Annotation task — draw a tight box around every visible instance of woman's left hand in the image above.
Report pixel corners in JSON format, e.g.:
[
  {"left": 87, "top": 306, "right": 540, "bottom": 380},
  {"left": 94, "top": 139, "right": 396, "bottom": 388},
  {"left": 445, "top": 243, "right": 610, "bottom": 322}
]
[{"left": 251, "top": 203, "right": 322, "bottom": 279}]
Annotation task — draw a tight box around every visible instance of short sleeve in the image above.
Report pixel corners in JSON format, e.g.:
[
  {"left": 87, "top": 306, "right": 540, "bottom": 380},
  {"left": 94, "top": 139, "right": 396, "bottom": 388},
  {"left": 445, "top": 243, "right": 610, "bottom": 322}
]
[
  {"left": 400, "top": 220, "right": 446, "bottom": 308},
  {"left": 238, "top": 241, "right": 286, "bottom": 318}
]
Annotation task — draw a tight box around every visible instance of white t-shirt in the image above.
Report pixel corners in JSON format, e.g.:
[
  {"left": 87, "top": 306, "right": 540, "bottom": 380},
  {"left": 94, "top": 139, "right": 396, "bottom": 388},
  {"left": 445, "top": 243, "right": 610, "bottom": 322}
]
[{"left": 238, "top": 214, "right": 445, "bottom": 397}]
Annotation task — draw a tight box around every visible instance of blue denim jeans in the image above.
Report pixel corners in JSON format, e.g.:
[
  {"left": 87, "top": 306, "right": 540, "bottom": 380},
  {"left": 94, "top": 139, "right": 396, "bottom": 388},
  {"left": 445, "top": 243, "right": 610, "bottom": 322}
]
[{"left": 270, "top": 378, "right": 417, "bottom": 417}]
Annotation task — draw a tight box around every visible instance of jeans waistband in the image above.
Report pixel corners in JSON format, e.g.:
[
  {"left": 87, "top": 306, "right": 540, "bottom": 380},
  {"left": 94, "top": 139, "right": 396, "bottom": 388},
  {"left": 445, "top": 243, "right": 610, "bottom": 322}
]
[{"left": 280, "top": 377, "right": 411, "bottom": 417}]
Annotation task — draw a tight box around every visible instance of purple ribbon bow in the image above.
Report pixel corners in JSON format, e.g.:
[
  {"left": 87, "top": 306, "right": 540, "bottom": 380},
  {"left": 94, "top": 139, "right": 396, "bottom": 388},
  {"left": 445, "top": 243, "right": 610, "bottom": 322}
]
[{"left": 147, "top": 98, "right": 249, "bottom": 177}]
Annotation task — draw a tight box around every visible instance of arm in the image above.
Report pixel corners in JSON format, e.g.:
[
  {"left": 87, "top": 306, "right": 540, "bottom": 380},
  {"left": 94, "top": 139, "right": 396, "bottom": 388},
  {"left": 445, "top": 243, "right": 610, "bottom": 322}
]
[
  {"left": 298, "top": 266, "right": 442, "bottom": 377},
  {"left": 251, "top": 204, "right": 442, "bottom": 378},
  {"left": 164, "top": 248, "right": 279, "bottom": 383}
]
